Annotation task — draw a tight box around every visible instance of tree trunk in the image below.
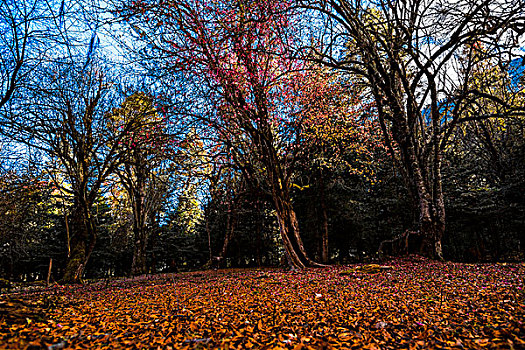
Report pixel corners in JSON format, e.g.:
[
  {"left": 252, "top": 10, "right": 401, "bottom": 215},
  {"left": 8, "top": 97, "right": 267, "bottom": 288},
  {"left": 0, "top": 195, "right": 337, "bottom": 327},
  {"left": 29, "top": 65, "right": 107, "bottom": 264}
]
[
  {"left": 368, "top": 58, "right": 446, "bottom": 261},
  {"left": 250, "top": 111, "right": 320, "bottom": 269},
  {"left": 407, "top": 149, "right": 445, "bottom": 260},
  {"left": 418, "top": 203, "right": 445, "bottom": 260},
  {"left": 273, "top": 192, "right": 322, "bottom": 269},
  {"left": 263, "top": 140, "right": 321, "bottom": 269},
  {"left": 130, "top": 178, "right": 150, "bottom": 275},
  {"left": 205, "top": 206, "right": 213, "bottom": 264},
  {"left": 61, "top": 204, "right": 96, "bottom": 284},
  {"left": 318, "top": 174, "right": 329, "bottom": 263},
  {"left": 255, "top": 201, "right": 262, "bottom": 267},
  {"left": 148, "top": 211, "right": 159, "bottom": 273},
  {"left": 131, "top": 227, "right": 148, "bottom": 275},
  {"left": 218, "top": 200, "right": 236, "bottom": 263},
  {"left": 386, "top": 107, "right": 445, "bottom": 261}
]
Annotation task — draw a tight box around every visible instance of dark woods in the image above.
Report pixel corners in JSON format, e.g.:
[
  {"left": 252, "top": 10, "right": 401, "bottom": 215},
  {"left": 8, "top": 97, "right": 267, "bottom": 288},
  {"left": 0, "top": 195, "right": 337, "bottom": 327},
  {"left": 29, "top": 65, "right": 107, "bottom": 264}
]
[{"left": 0, "top": 0, "right": 524, "bottom": 282}]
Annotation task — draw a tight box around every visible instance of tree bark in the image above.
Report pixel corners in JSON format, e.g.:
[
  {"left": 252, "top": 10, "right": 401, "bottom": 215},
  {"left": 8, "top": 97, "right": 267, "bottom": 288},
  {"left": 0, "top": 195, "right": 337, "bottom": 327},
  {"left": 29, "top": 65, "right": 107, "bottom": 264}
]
[
  {"left": 61, "top": 204, "right": 96, "bottom": 284},
  {"left": 46, "top": 258, "right": 53, "bottom": 287},
  {"left": 392, "top": 115, "right": 445, "bottom": 260},
  {"left": 272, "top": 188, "right": 322, "bottom": 269},
  {"left": 127, "top": 162, "right": 157, "bottom": 276},
  {"left": 131, "top": 228, "right": 148, "bottom": 275},
  {"left": 368, "top": 63, "right": 446, "bottom": 260},
  {"left": 218, "top": 200, "right": 236, "bottom": 263},
  {"left": 255, "top": 200, "right": 262, "bottom": 267},
  {"left": 318, "top": 174, "right": 329, "bottom": 263},
  {"left": 418, "top": 200, "right": 445, "bottom": 260},
  {"left": 257, "top": 121, "right": 322, "bottom": 269},
  {"left": 130, "top": 190, "right": 149, "bottom": 275},
  {"left": 205, "top": 206, "right": 213, "bottom": 264}
]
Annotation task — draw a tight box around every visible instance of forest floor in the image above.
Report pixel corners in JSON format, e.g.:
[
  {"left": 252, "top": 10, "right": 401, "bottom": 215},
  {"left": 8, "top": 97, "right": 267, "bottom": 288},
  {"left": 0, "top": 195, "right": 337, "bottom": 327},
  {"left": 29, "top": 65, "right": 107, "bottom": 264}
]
[{"left": 0, "top": 258, "right": 524, "bottom": 349}]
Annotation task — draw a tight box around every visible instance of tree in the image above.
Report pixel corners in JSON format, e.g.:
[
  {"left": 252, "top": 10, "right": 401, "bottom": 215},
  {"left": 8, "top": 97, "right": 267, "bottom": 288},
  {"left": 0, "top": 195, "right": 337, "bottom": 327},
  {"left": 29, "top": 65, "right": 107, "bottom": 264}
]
[
  {"left": 302, "top": 0, "right": 525, "bottom": 258},
  {"left": 108, "top": 92, "right": 172, "bottom": 275},
  {"left": 443, "top": 47, "right": 525, "bottom": 260},
  {"left": 121, "top": 0, "right": 327, "bottom": 268},
  {"left": 0, "top": 0, "right": 50, "bottom": 109},
  {"left": 201, "top": 147, "right": 249, "bottom": 267},
  {"left": 173, "top": 130, "right": 207, "bottom": 237},
  {"left": 0, "top": 168, "right": 56, "bottom": 280},
  {"left": 294, "top": 67, "right": 384, "bottom": 262},
  {"left": 3, "top": 57, "right": 142, "bottom": 283}
]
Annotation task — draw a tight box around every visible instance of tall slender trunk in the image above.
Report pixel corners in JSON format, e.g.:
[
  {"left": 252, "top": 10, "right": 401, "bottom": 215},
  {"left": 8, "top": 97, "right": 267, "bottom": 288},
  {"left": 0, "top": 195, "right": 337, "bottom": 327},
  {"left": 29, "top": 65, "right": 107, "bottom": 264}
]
[
  {"left": 130, "top": 172, "right": 150, "bottom": 275},
  {"left": 130, "top": 187, "right": 148, "bottom": 275},
  {"left": 219, "top": 200, "right": 236, "bottom": 263},
  {"left": 62, "top": 203, "right": 96, "bottom": 283},
  {"left": 274, "top": 197, "right": 305, "bottom": 269},
  {"left": 149, "top": 212, "right": 159, "bottom": 273},
  {"left": 205, "top": 206, "right": 213, "bottom": 264},
  {"left": 318, "top": 174, "right": 329, "bottom": 263},
  {"left": 255, "top": 200, "right": 262, "bottom": 266}
]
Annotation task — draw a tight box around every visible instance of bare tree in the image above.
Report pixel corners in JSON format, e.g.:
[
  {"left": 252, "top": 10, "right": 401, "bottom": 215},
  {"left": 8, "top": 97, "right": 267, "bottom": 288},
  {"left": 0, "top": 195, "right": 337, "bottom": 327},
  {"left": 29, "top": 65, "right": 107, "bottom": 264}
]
[
  {"left": 0, "top": 0, "right": 57, "bottom": 109},
  {"left": 3, "top": 56, "right": 146, "bottom": 283},
  {"left": 301, "top": 0, "right": 525, "bottom": 258}
]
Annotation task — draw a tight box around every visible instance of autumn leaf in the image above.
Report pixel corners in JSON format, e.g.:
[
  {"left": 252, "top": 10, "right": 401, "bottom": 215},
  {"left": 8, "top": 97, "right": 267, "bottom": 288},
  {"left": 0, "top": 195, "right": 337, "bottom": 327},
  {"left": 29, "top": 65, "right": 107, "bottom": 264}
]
[{"left": 1, "top": 260, "right": 524, "bottom": 349}]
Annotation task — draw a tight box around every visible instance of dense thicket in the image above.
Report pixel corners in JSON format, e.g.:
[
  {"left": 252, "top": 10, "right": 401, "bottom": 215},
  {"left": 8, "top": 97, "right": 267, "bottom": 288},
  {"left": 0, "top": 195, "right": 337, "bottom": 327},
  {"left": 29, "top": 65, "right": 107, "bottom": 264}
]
[{"left": 0, "top": 0, "right": 523, "bottom": 281}]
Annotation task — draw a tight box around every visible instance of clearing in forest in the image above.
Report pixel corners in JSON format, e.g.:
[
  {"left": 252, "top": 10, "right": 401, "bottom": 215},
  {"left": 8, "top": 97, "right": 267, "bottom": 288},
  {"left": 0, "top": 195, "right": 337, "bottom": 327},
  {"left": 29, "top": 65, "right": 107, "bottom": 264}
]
[{"left": 1, "top": 259, "right": 524, "bottom": 349}]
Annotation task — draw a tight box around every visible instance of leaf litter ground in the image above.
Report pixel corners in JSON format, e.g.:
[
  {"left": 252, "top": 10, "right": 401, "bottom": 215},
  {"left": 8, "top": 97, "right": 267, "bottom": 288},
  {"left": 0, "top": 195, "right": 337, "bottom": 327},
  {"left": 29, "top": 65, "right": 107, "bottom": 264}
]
[{"left": 1, "top": 258, "right": 524, "bottom": 349}]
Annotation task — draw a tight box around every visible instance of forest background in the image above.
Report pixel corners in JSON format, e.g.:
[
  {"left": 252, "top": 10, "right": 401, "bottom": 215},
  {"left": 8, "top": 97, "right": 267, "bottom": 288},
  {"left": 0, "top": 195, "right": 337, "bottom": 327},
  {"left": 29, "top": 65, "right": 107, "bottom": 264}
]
[{"left": 0, "top": 0, "right": 524, "bottom": 284}]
